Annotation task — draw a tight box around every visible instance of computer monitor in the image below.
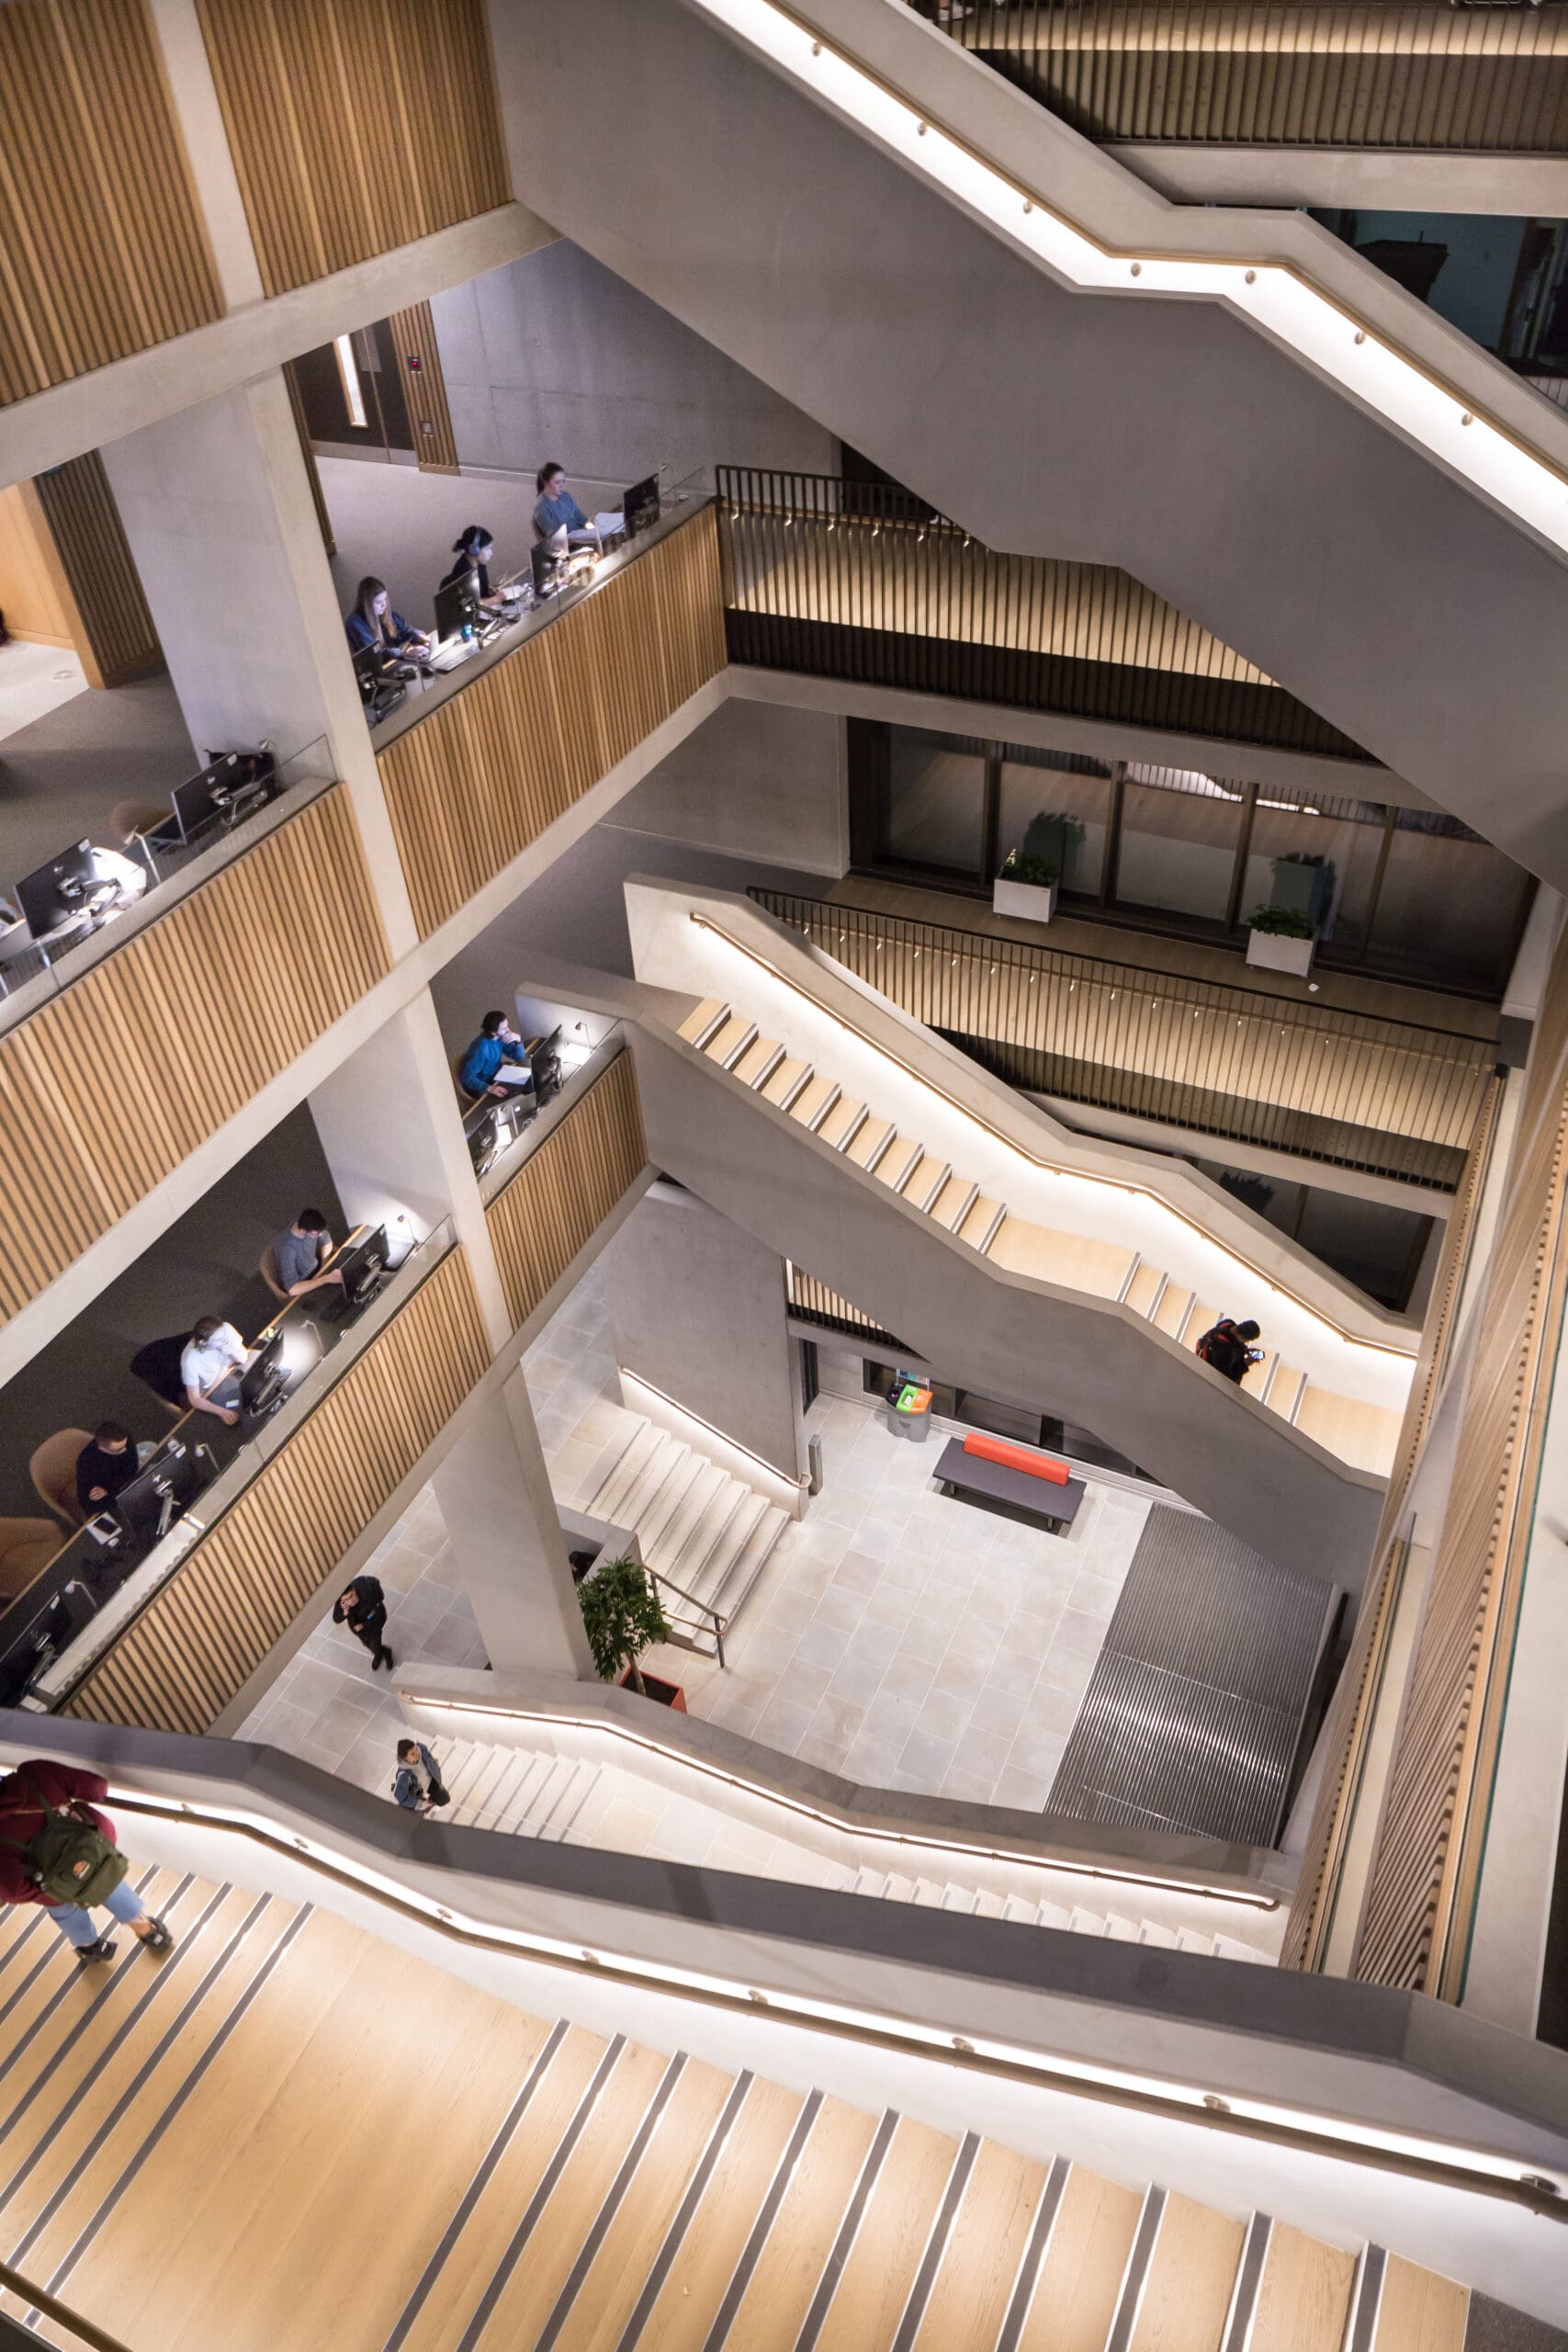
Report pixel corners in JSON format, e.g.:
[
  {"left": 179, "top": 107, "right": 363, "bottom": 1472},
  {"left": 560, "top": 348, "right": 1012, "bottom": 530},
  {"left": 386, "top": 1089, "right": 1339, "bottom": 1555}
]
[
  {"left": 433, "top": 576, "right": 479, "bottom": 643},
  {"left": 353, "top": 642, "right": 405, "bottom": 723},
  {"left": 624, "top": 474, "right": 660, "bottom": 537},
  {"left": 530, "top": 534, "right": 568, "bottom": 598},
  {"left": 529, "top": 1023, "right": 564, "bottom": 1100},
  {"left": 467, "top": 1103, "right": 500, "bottom": 1177},
  {"left": 114, "top": 1439, "right": 202, "bottom": 1548},
  {"left": 239, "top": 1328, "right": 291, "bottom": 1419},
  {"left": 15, "top": 841, "right": 104, "bottom": 941},
  {"left": 172, "top": 751, "right": 277, "bottom": 847},
  {"left": 332, "top": 1223, "right": 391, "bottom": 1309}
]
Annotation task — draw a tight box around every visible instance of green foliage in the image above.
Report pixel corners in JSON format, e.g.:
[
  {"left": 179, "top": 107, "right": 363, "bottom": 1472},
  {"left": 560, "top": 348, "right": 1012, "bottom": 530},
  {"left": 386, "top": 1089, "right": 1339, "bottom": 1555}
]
[
  {"left": 1247, "top": 904, "right": 1315, "bottom": 939},
  {"left": 999, "top": 849, "right": 1060, "bottom": 890},
  {"left": 578, "top": 1555, "right": 671, "bottom": 1693}
]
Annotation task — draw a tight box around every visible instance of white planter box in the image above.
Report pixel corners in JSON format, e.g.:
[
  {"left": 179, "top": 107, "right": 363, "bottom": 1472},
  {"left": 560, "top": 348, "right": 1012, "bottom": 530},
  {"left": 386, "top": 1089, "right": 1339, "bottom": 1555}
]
[
  {"left": 1246, "top": 927, "right": 1315, "bottom": 978},
  {"left": 993, "top": 876, "right": 1059, "bottom": 924}
]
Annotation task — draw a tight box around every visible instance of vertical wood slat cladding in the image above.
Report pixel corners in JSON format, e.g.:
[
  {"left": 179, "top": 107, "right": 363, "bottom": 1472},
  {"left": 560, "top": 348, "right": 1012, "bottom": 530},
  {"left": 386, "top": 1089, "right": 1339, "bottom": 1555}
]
[
  {"left": 486, "top": 1053, "right": 648, "bottom": 1331},
  {"left": 31, "top": 453, "right": 161, "bottom": 688},
  {"left": 974, "top": 4, "right": 1568, "bottom": 153},
  {"left": 63, "top": 1249, "right": 491, "bottom": 1736},
  {"left": 378, "top": 508, "right": 728, "bottom": 938},
  {"left": 387, "top": 301, "right": 460, "bottom": 474},
  {"left": 0, "top": 0, "right": 223, "bottom": 407},
  {"left": 1354, "top": 939, "right": 1568, "bottom": 1997},
  {"left": 193, "top": 0, "right": 509, "bottom": 299},
  {"left": 0, "top": 789, "right": 389, "bottom": 1326},
  {"left": 1280, "top": 1072, "right": 1503, "bottom": 1974}
]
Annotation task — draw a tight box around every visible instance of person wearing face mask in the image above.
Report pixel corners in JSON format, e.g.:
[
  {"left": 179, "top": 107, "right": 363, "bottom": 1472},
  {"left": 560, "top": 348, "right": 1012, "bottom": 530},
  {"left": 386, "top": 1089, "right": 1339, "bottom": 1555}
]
[
  {"left": 344, "top": 576, "right": 432, "bottom": 667},
  {"left": 439, "top": 525, "right": 504, "bottom": 611}
]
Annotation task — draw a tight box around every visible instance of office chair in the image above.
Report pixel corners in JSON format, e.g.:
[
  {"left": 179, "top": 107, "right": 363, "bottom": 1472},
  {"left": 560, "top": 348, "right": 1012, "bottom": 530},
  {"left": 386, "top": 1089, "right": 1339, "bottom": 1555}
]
[
  {"left": 258, "top": 1244, "right": 289, "bottom": 1303},
  {"left": 29, "top": 1428, "right": 93, "bottom": 1530},
  {"left": 0, "top": 1518, "right": 64, "bottom": 1599},
  {"left": 110, "top": 799, "right": 174, "bottom": 850}
]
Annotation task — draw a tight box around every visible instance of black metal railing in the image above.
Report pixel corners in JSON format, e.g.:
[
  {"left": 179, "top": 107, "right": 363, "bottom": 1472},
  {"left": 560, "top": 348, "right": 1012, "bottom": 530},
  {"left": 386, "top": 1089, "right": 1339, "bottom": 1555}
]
[
  {"left": 716, "top": 468, "right": 1368, "bottom": 760},
  {"left": 750, "top": 888, "right": 1496, "bottom": 1189}
]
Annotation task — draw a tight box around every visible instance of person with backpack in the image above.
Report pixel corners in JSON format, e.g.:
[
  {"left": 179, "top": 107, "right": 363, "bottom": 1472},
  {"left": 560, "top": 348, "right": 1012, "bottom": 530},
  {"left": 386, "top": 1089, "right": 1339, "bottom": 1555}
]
[
  {"left": 0, "top": 1758, "right": 174, "bottom": 1964},
  {"left": 1194, "top": 1317, "right": 1264, "bottom": 1385},
  {"left": 392, "top": 1739, "right": 449, "bottom": 1815}
]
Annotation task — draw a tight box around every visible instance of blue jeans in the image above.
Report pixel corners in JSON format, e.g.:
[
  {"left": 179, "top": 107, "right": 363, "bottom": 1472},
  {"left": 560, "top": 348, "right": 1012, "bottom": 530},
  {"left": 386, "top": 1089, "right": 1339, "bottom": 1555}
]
[{"left": 46, "top": 1879, "right": 148, "bottom": 1951}]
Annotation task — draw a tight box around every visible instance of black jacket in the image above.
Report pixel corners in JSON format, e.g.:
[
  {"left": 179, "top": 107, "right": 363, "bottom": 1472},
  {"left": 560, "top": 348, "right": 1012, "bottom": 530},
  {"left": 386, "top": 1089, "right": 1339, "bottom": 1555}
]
[
  {"left": 75, "top": 1440, "right": 139, "bottom": 1515},
  {"left": 333, "top": 1575, "right": 387, "bottom": 1634}
]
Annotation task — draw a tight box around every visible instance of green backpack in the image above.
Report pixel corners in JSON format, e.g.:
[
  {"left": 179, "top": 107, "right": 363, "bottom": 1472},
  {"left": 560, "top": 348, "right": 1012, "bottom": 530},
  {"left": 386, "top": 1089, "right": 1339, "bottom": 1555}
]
[{"left": 0, "top": 1772, "right": 129, "bottom": 1908}]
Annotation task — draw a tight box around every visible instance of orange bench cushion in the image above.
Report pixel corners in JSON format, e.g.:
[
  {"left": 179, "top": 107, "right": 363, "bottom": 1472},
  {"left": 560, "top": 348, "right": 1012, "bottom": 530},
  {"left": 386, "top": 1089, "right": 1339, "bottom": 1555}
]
[{"left": 962, "top": 1432, "right": 1069, "bottom": 1485}]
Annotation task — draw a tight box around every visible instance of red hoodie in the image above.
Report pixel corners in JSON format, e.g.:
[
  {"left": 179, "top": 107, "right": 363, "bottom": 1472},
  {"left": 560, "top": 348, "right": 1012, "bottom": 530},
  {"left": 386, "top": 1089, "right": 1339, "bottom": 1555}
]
[{"left": 0, "top": 1760, "right": 117, "bottom": 1907}]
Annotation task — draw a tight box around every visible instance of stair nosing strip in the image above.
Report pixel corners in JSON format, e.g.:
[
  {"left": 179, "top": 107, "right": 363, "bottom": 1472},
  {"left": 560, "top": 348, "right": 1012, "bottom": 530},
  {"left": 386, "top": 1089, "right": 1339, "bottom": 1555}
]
[
  {"left": 0, "top": 1908, "right": 51, "bottom": 1988},
  {"left": 888, "top": 2128, "right": 980, "bottom": 2352},
  {"left": 0, "top": 1862, "right": 164, "bottom": 2044},
  {"left": 533, "top": 2050, "right": 689, "bottom": 2352},
  {"left": 1219, "top": 2211, "right": 1272, "bottom": 2352},
  {"left": 4, "top": 1879, "right": 246, "bottom": 2256},
  {"left": 455, "top": 2033, "right": 629, "bottom": 2352},
  {"left": 792, "top": 2107, "right": 900, "bottom": 2352},
  {"left": 1345, "top": 2244, "right": 1387, "bottom": 2352},
  {"left": 995, "top": 2153, "right": 1072, "bottom": 2352},
  {"left": 615, "top": 2071, "right": 756, "bottom": 2352},
  {"left": 699, "top": 2084, "right": 824, "bottom": 2352},
  {"left": 382, "top": 2017, "right": 571, "bottom": 2352},
  {"left": 776, "top": 1065, "right": 810, "bottom": 1112},
  {"left": 1103, "top": 2183, "right": 1168, "bottom": 2352},
  {"left": 37, "top": 1900, "right": 313, "bottom": 2303},
  {"left": 804, "top": 1081, "right": 840, "bottom": 1133}
]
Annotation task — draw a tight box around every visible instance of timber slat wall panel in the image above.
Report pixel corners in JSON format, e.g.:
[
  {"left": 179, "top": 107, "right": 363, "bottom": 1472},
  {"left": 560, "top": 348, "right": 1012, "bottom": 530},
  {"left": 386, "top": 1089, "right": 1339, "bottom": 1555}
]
[
  {"left": 1280, "top": 1073, "right": 1503, "bottom": 1973},
  {"left": 1354, "top": 934, "right": 1568, "bottom": 1997},
  {"left": 387, "top": 300, "right": 460, "bottom": 474},
  {"left": 194, "top": 0, "right": 510, "bottom": 299},
  {"left": 63, "top": 1248, "right": 491, "bottom": 1734},
  {"left": 486, "top": 1052, "right": 648, "bottom": 1330},
  {"left": 378, "top": 507, "right": 727, "bottom": 937},
  {"left": 0, "top": 789, "right": 388, "bottom": 1325},
  {"left": 0, "top": 0, "right": 223, "bottom": 407},
  {"left": 31, "top": 452, "right": 161, "bottom": 687},
  {"left": 969, "top": 4, "right": 1568, "bottom": 153}
]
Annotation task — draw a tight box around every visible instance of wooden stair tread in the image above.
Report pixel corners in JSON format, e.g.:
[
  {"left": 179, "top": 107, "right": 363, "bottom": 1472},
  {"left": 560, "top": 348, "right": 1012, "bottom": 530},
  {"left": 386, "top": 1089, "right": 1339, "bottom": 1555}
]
[
  {"left": 636, "top": 2078, "right": 807, "bottom": 2348},
  {"left": 931, "top": 1175, "right": 978, "bottom": 1230},
  {"left": 987, "top": 1216, "right": 1134, "bottom": 1298},
  {"left": 1293, "top": 1387, "right": 1404, "bottom": 1477},
  {"left": 1250, "top": 2222, "right": 1356, "bottom": 2352},
  {"left": 812, "top": 2117, "right": 959, "bottom": 2351},
  {"left": 844, "top": 1115, "right": 897, "bottom": 1170},
  {"left": 818, "top": 1096, "right": 867, "bottom": 1149},
  {"left": 1124, "top": 1261, "right": 1166, "bottom": 1317},
  {"left": 789, "top": 1075, "right": 840, "bottom": 1130},
  {"left": 761, "top": 1055, "right": 811, "bottom": 1108},
  {"left": 1129, "top": 2191, "right": 1247, "bottom": 2352},
  {"left": 958, "top": 1195, "right": 1006, "bottom": 1253},
  {"left": 1017, "top": 2165, "right": 1145, "bottom": 2352},
  {"left": 1152, "top": 1283, "right": 1196, "bottom": 1338},
  {"left": 734, "top": 1036, "right": 784, "bottom": 1089},
  {"left": 725, "top": 2097, "right": 880, "bottom": 2349},
  {"left": 1373, "top": 2255, "right": 1470, "bottom": 2352},
  {"left": 704, "top": 1015, "right": 757, "bottom": 1069},
  {"left": 677, "top": 997, "right": 726, "bottom": 1046},
  {"left": 910, "top": 2140, "right": 1053, "bottom": 2352}
]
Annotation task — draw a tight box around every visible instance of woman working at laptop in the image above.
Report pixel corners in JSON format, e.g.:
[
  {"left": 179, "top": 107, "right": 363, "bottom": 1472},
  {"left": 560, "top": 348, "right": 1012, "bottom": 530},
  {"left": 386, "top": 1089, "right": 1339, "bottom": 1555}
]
[
  {"left": 439, "top": 525, "right": 507, "bottom": 613},
  {"left": 344, "top": 577, "right": 432, "bottom": 668},
  {"left": 532, "top": 464, "right": 601, "bottom": 552}
]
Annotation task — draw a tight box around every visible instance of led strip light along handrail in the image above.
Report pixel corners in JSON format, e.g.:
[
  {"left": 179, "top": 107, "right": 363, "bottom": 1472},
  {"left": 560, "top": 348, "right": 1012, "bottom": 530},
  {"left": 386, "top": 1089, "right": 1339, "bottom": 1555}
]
[
  {"left": 620, "top": 1363, "right": 811, "bottom": 1489},
  {"left": 91, "top": 1778, "right": 1568, "bottom": 2209},
  {"left": 690, "top": 0, "right": 1568, "bottom": 560},
  {"left": 395, "top": 1687, "right": 1280, "bottom": 1907},
  {"left": 685, "top": 912, "right": 1417, "bottom": 1368}
]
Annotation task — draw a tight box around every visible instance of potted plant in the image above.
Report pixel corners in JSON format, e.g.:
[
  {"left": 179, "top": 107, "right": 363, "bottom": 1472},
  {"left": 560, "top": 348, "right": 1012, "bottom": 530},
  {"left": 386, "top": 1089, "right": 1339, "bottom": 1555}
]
[
  {"left": 993, "top": 847, "right": 1060, "bottom": 923},
  {"left": 1245, "top": 903, "right": 1317, "bottom": 978},
  {"left": 579, "top": 1554, "right": 686, "bottom": 1710}
]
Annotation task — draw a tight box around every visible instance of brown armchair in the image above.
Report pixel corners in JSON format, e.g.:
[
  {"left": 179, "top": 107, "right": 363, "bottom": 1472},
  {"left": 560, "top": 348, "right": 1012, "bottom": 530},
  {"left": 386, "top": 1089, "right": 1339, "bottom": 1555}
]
[
  {"left": 258, "top": 1244, "right": 288, "bottom": 1302},
  {"left": 0, "top": 1517, "right": 64, "bottom": 1600},
  {"left": 29, "top": 1427, "right": 93, "bottom": 1529}
]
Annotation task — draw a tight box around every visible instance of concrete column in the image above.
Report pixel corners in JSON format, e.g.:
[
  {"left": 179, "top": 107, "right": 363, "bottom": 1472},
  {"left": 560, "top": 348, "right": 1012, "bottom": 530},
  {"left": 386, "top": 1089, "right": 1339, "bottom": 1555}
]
[
  {"left": 145, "top": 0, "right": 266, "bottom": 311},
  {"left": 431, "top": 1376, "right": 596, "bottom": 1679},
  {"left": 101, "top": 369, "right": 418, "bottom": 956},
  {"left": 308, "top": 996, "right": 512, "bottom": 1353}
]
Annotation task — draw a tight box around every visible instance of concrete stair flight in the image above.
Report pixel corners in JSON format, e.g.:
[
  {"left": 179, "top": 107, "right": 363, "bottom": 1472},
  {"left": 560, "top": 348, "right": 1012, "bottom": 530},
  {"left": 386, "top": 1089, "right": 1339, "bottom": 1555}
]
[
  {"left": 426, "top": 1735, "right": 1275, "bottom": 1962},
  {"left": 577, "top": 1405, "right": 790, "bottom": 1650},
  {"left": 678, "top": 995, "right": 1402, "bottom": 1479},
  {"left": 0, "top": 1875, "right": 1476, "bottom": 2351}
]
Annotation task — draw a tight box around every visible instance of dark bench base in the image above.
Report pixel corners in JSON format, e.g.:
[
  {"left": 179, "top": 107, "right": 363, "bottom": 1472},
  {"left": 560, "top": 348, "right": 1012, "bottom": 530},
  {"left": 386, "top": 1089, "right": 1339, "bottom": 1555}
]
[{"left": 932, "top": 1437, "right": 1088, "bottom": 1536}]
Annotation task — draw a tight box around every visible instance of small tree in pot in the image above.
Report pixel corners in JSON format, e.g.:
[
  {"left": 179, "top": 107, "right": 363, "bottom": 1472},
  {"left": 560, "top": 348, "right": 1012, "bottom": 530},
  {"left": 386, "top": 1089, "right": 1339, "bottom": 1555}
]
[{"left": 579, "top": 1555, "right": 681, "bottom": 1704}]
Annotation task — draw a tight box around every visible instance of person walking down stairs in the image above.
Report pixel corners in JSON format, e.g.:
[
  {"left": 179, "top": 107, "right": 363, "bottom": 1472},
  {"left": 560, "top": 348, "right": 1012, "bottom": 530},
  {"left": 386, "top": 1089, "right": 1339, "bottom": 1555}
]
[{"left": 0, "top": 1758, "right": 175, "bottom": 1963}]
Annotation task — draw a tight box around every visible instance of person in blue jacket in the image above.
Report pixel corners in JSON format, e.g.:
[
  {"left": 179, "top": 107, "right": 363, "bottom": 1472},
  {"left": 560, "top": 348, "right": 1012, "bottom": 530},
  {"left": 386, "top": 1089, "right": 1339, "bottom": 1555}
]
[
  {"left": 458, "top": 1011, "right": 536, "bottom": 1103},
  {"left": 344, "top": 576, "right": 432, "bottom": 664},
  {"left": 392, "top": 1740, "right": 448, "bottom": 1813}
]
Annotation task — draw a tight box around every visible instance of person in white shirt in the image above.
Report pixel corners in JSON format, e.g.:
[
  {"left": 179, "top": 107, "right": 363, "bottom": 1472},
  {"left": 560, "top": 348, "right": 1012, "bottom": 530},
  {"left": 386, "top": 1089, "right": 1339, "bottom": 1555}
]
[{"left": 179, "top": 1316, "right": 249, "bottom": 1427}]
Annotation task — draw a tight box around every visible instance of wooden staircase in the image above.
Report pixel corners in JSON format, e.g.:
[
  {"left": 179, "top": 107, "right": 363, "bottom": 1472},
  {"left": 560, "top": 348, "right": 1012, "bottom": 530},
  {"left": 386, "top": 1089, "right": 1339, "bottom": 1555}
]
[
  {"left": 425, "top": 1733, "right": 1276, "bottom": 1961},
  {"left": 677, "top": 996, "right": 1404, "bottom": 1479},
  {"left": 0, "top": 1865, "right": 1473, "bottom": 2352}
]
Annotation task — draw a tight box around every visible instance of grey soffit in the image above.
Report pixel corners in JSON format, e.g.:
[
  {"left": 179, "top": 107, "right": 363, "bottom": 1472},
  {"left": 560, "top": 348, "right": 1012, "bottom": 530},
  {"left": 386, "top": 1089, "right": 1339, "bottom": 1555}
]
[{"left": 1047, "top": 1505, "right": 1337, "bottom": 1847}]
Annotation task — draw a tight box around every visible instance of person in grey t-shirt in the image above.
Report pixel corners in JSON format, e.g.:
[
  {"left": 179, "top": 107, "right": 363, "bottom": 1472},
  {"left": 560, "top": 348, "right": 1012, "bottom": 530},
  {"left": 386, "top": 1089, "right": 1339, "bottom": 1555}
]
[{"left": 272, "top": 1207, "right": 345, "bottom": 1301}]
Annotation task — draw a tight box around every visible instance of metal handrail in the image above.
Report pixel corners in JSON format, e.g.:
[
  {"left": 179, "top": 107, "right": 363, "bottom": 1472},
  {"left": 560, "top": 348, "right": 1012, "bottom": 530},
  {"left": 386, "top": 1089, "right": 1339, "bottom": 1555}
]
[{"left": 647, "top": 1564, "right": 730, "bottom": 1670}]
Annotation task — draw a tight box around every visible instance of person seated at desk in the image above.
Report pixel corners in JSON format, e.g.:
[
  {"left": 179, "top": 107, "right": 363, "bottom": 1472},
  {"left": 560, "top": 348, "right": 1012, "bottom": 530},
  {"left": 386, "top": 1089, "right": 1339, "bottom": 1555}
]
[
  {"left": 344, "top": 577, "right": 431, "bottom": 669},
  {"left": 458, "top": 1011, "right": 536, "bottom": 1103},
  {"left": 533, "top": 463, "right": 600, "bottom": 551},
  {"left": 180, "top": 1316, "right": 249, "bottom": 1428},
  {"left": 440, "top": 525, "right": 504, "bottom": 613},
  {"left": 75, "top": 1422, "right": 140, "bottom": 1517},
  {"left": 273, "top": 1207, "right": 346, "bottom": 1302}
]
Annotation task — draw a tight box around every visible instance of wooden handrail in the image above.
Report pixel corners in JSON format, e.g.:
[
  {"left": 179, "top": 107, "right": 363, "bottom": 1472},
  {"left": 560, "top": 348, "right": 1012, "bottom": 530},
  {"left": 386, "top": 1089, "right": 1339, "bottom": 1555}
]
[{"left": 0, "top": 2256, "right": 132, "bottom": 2352}]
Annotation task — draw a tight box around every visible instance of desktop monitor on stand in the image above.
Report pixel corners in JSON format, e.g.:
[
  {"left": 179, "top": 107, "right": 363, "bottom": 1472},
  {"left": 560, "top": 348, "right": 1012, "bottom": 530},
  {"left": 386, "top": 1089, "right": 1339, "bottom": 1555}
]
[
  {"left": 15, "top": 841, "right": 108, "bottom": 943},
  {"left": 528, "top": 1024, "right": 564, "bottom": 1102},
  {"left": 623, "top": 474, "right": 660, "bottom": 537},
  {"left": 433, "top": 577, "right": 479, "bottom": 645},
  {"left": 113, "top": 1438, "right": 202, "bottom": 1551},
  {"left": 318, "top": 1224, "right": 391, "bottom": 1323},
  {"left": 239, "top": 1329, "right": 292, "bottom": 1421},
  {"left": 172, "top": 751, "right": 278, "bottom": 847}
]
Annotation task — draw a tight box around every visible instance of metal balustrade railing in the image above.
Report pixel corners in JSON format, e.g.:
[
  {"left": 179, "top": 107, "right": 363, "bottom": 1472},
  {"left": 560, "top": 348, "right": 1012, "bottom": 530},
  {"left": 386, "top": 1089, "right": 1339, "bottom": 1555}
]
[
  {"left": 750, "top": 888, "right": 1496, "bottom": 1188},
  {"left": 716, "top": 467, "right": 1368, "bottom": 759}
]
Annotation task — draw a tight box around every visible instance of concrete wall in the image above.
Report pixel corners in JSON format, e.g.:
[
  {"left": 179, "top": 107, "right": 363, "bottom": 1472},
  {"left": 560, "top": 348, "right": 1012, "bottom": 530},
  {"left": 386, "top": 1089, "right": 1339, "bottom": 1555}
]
[
  {"left": 598, "top": 1184, "right": 804, "bottom": 1480},
  {"left": 428, "top": 240, "right": 837, "bottom": 491},
  {"left": 613, "top": 697, "right": 849, "bottom": 877}
]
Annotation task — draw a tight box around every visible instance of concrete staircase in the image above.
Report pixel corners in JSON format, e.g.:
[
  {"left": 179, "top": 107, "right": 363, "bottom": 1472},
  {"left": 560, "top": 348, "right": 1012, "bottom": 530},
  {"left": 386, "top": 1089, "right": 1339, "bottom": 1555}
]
[
  {"left": 678, "top": 994, "right": 1402, "bottom": 1478},
  {"left": 576, "top": 1408, "right": 791, "bottom": 1650},
  {"left": 427, "top": 1735, "right": 1275, "bottom": 1962}
]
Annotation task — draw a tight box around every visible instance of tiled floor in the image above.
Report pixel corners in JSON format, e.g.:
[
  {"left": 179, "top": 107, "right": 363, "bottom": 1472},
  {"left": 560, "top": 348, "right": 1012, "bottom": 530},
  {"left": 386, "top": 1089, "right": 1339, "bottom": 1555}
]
[{"left": 243, "top": 1267, "right": 1151, "bottom": 1814}]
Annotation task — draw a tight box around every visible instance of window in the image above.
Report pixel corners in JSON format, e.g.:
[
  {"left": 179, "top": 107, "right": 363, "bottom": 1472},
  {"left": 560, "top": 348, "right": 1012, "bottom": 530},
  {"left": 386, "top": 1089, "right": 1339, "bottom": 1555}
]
[
  {"left": 996, "top": 750, "right": 1111, "bottom": 897},
  {"left": 1114, "top": 765, "right": 1244, "bottom": 925},
  {"left": 884, "top": 728, "right": 987, "bottom": 879}
]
